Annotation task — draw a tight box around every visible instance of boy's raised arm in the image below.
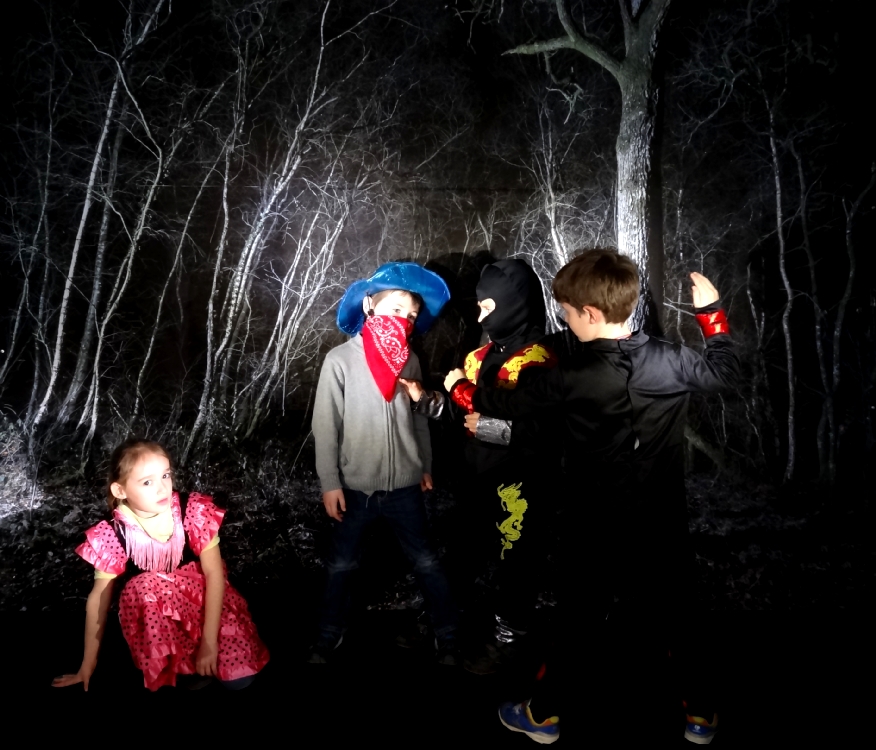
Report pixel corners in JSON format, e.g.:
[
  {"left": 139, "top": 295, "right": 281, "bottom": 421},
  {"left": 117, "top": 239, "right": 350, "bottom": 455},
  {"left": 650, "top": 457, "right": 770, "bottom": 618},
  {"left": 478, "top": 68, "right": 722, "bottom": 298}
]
[{"left": 683, "top": 272, "right": 738, "bottom": 392}]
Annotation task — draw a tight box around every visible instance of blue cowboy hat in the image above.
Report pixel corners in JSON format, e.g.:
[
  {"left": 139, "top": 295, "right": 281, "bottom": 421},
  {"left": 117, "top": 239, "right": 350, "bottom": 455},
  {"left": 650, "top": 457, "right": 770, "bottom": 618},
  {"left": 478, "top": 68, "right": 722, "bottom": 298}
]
[{"left": 336, "top": 262, "right": 450, "bottom": 335}]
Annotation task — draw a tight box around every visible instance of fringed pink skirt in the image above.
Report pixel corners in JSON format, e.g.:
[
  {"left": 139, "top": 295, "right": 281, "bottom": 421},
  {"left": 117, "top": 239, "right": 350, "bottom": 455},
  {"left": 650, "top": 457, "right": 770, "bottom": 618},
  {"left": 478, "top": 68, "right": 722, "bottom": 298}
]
[{"left": 118, "top": 562, "right": 270, "bottom": 691}]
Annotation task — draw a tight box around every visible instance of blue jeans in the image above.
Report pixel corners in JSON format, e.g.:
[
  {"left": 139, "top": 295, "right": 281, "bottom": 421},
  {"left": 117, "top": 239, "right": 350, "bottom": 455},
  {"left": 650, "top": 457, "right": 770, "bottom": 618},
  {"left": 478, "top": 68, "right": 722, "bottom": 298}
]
[{"left": 318, "top": 484, "right": 458, "bottom": 642}]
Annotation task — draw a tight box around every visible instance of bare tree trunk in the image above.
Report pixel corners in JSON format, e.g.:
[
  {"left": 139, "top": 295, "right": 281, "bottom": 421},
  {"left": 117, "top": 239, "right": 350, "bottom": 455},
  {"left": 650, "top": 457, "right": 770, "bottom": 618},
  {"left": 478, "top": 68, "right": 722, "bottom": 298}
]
[
  {"left": 242, "top": 200, "right": 348, "bottom": 437},
  {"left": 185, "top": 6, "right": 332, "bottom": 460},
  {"left": 131, "top": 147, "right": 221, "bottom": 425},
  {"left": 746, "top": 258, "right": 780, "bottom": 464},
  {"left": 25, "top": 226, "right": 53, "bottom": 428},
  {"left": 0, "top": 195, "right": 49, "bottom": 389},
  {"left": 30, "top": 75, "right": 120, "bottom": 432},
  {"left": 836, "top": 166, "right": 876, "bottom": 468},
  {"left": 764, "top": 102, "right": 795, "bottom": 482},
  {"left": 790, "top": 142, "right": 832, "bottom": 481},
  {"left": 30, "top": 0, "right": 167, "bottom": 433},
  {"left": 505, "top": 0, "right": 672, "bottom": 328},
  {"left": 57, "top": 112, "right": 125, "bottom": 424},
  {"left": 82, "top": 68, "right": 168, "bottom": 446},
  {"left": 184, "top": 145, "right": 234, "bottom": 463}
]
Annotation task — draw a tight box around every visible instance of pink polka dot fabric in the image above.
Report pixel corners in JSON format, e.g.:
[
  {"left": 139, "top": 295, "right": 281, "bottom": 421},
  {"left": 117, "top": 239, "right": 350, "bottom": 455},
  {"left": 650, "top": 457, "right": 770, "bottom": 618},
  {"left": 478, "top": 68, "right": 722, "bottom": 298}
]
[
  {"left": 76, "top": 521, "right": 127, "bottom": 576},
  {"left": 77, "top": 494, "right": 270, "bottom": 691}
]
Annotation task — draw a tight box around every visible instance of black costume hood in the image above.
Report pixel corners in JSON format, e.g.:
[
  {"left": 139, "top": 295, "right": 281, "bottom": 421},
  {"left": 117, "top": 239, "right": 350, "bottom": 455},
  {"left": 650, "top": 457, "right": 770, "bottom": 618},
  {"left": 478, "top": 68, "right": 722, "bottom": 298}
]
[{"left": 476, "top": 259, "right": 545, "bottom": 348}]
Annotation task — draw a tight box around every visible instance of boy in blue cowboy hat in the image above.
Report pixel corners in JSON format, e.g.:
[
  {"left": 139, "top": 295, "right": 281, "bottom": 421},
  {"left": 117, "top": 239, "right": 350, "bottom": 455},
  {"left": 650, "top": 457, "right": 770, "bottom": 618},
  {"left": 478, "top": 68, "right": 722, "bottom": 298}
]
[{"left": 309, "top": 262, "right": 459, "bottom": 664}]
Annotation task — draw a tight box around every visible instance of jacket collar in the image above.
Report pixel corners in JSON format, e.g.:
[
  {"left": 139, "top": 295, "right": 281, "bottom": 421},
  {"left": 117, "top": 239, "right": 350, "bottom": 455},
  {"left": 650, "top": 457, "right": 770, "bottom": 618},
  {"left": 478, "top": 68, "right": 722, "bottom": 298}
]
[{"left": 587, "top": 330, "right": 650, "bottom": 352}]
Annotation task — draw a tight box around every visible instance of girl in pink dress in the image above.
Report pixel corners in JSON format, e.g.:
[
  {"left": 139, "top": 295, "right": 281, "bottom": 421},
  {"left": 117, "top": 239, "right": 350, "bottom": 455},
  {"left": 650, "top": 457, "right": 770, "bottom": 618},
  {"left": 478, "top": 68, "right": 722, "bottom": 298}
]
[{"left": 53, "top": 438, "right": 269, "bottom": 691}]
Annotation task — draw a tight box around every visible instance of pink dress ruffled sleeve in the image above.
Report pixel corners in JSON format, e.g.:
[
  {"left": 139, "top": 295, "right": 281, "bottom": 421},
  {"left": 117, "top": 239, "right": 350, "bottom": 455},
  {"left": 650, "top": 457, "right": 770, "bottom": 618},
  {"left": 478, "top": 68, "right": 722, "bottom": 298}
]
[
  {"left": 182, "top": 492, "right": 225, "bottom": 556},
  {"left": 75, "top": 521, "right": 127, "bottom": 576}
]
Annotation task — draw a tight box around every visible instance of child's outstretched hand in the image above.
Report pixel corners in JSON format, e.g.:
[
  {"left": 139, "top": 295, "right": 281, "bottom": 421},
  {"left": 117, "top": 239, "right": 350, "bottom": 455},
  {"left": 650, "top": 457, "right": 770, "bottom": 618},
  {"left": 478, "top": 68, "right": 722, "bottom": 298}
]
[
  {"left": 52, "top": 661, "right": 96, "bottom": 691},
  {"left": 690, "top": 272, "right": 720, "bottom": 309},
  {"left": 444, "top": 368, "right": 465, "bottom": 392},
  {"left": 398, "top": 378, "right": 424, "bottom": 403},
  {"left": 323, "top": 490, "right": 346, "bottom": 522}
]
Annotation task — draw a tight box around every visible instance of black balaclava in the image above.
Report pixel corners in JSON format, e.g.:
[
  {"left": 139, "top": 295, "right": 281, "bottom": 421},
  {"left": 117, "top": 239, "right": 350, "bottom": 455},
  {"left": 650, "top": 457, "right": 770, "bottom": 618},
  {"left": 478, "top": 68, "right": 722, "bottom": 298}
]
[{"left": 476, "top": 259, "right": 545, "bottom": 349}]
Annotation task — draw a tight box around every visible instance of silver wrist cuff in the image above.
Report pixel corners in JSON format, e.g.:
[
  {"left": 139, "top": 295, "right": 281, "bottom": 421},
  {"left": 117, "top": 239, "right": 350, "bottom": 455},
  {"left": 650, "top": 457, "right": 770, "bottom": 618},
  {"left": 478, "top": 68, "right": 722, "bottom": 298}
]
[{"left": 475, "top": 416, "right": 512, "bottom": 446}]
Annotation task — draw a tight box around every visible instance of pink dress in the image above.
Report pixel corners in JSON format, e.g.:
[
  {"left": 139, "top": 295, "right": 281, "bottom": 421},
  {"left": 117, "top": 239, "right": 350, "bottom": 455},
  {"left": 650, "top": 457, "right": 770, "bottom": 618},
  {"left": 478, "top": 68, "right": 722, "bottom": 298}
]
[{"left": 76, "top": 492, "right": 270, "bottom": 691}]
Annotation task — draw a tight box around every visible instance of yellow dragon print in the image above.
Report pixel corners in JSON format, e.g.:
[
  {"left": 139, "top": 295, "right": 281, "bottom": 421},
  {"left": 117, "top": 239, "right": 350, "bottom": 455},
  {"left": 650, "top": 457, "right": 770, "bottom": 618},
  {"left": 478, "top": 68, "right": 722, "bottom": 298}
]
[{"left": 496, "top": 482, "right": 528, "bottom": 559}]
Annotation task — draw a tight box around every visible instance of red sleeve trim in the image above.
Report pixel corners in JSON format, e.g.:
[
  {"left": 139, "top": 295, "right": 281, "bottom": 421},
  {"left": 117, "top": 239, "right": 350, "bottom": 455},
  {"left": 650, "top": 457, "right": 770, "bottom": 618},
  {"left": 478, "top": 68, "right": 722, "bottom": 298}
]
[
  {"left": 449, "top": 380, "right": 476, "bottom": 413},
  {"left": 695, "top": 309, "right": 729, "bottom": 338}
]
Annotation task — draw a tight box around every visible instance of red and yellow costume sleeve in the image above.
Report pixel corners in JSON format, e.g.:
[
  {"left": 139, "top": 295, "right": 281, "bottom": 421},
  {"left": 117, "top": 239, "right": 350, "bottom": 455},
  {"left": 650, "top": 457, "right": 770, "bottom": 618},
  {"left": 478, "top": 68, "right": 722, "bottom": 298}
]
[
  {"left": 452, "top": 342, "right": 557, "bottom": 413},
  {"left": 450, "top": 379, "right": 477, "bottom": 413}
]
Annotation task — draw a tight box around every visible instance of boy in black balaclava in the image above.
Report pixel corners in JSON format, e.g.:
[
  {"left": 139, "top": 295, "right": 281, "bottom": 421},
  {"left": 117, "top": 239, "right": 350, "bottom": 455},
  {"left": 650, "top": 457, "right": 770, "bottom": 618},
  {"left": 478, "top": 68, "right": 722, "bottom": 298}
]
[{"left": 455, "top": 259, "right": 560, "bottom": 675}]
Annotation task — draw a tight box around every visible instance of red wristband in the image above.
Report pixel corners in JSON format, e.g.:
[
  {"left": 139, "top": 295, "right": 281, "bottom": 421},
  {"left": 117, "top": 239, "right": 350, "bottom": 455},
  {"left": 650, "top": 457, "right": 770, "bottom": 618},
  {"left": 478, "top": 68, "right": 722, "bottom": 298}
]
[
  {"left": 450, "top": 380, "right": 476, "bottom": 413},
  {"left": 695, "top": 309, "right": 729, "bottom": 338}
]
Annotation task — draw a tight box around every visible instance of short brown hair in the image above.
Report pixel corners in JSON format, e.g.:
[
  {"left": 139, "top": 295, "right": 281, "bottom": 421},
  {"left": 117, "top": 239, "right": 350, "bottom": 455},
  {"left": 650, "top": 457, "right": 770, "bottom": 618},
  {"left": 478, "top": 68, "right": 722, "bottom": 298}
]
[
  {"left": 106, "top": 438, "right": 171, "bottom": 511},
  {"left": 369, "top": 289, "right": 424, "bottom": 311},
  {"left": 552, "top": 248, "right": 639, "bottom": 323}
]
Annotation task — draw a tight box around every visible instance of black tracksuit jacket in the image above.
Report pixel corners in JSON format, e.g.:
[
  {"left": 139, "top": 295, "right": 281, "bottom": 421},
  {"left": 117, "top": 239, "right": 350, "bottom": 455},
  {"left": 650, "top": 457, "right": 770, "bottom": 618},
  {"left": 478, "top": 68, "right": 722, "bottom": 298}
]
[{"left": 470, "top": 319, "right": 739, "bottom": 604}]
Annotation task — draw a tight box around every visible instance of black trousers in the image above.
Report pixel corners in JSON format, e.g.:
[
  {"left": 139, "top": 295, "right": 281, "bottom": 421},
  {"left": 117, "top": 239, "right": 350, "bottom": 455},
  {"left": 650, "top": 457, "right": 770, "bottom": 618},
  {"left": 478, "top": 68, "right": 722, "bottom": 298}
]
[
  {"left": 447, "top": 456, "right": 556, "bottom": 630},
  {"left": 525, "top": 487, "right": 713, "bottom": 741}
]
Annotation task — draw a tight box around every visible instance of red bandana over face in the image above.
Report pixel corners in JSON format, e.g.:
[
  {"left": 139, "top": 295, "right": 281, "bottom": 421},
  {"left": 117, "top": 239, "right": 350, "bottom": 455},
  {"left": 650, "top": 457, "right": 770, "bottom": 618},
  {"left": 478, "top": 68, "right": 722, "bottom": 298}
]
[{"left": 362, "top": 315, "right": 414, "bottom": 401}]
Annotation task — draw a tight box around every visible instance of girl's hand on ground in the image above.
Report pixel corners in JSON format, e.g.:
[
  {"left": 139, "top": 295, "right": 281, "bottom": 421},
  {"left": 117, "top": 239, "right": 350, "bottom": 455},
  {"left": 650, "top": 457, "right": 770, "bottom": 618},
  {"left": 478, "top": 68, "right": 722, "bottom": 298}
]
[
  {"left": 421, "top": 473, "right": 433, "bottom": 492},
  {"left": 444, "top": 368, "right": 465, "bottom": 392},
  {"left": 690, "top": 272, "right": 720, "bottom": 308},
  {"left": 323, "top": 490, "right": 346, "bottom": 521},
  {"left": 398, "top": 378, "right": 424, "bottom": 402},
  {"left": 464, "top": 412, "right": 481, "bottom": 433},
  {"left": 196, "top": 640, "right": 219, "bottom": 677},
  {"left": 52, "top": 662, "right": 95, "bottom": 691}
]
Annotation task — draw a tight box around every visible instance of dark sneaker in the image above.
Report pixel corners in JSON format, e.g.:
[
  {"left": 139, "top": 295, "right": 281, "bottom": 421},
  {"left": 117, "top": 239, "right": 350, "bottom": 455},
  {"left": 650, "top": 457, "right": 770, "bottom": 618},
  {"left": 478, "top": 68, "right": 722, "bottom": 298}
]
[
  {"left": 395, "top": 614, "right": 431, "bottom": 649},
  {"left": 464, "top": 643, "right": 504, "bottom": 674},
  {"left": 465, "top": 614, "right": 527, "bottom": 674},
  {"left": 307, "top": 634, "right": 343, "bottom": 664},
  {"left": 498, "top": 700, "right": 559, "bottom": 744},
  {"left": 684, "top": 711, "right": 718, "bottom": 744},
  {"left": 465, "top": 639, "right": 525, "bottom": 675},
  {"left": 435, "top": 637, "right": 460, "bottom": 667}
]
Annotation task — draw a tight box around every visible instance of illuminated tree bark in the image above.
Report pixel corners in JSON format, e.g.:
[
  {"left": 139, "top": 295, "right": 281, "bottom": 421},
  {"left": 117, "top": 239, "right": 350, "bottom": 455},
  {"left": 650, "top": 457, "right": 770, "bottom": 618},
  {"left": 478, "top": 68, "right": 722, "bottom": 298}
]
[{"left": 505, "top": 0, "right": 671, "bottom": 327}]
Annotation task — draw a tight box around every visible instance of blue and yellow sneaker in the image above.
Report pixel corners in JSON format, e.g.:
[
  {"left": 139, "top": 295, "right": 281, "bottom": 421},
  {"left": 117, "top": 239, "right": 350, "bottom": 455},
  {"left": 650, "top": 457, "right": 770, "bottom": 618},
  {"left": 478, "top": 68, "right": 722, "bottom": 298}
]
[
  {"left": 498, "top": 700, "right": 559, "bottom": 745},
  {"left": 684, "top": 706, "right": 718, "bottom": 745}
]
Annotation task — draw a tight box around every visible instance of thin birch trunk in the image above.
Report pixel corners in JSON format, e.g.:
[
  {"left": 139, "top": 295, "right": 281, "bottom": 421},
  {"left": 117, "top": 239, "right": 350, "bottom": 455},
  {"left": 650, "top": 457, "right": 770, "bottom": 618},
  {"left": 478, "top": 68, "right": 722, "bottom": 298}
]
[
  {"left": 835, "top": 167, "right": 876, "bottom": 467},
  {"left": 57, "top": 112, "right": 125, "bottom": 423},
  {"left": 185, "top": 6, "right": 330, "bottom": 458},
  {"left": 30, "top": 75, "right": 120, "bottom": 431},
  {"left": 183, "top": 145, "right": 234, "bottom": 463},
  {"left": 131, "top": 149, "right": 221, "bottom": 425},
  {"left": 790, "top": 143, "right": 832, "bottom": 481},
  {"left": 765, "top": 106, "right": 795, "bottom": 483},
  {"left": 83, "top": 71, "right": 167, "bottom": 445},
  {"left": 25, "top": 225, "right": 53, "bottom": 428},
  {"left": 242, "top": 206, "right": 347, "bottom": 437}
]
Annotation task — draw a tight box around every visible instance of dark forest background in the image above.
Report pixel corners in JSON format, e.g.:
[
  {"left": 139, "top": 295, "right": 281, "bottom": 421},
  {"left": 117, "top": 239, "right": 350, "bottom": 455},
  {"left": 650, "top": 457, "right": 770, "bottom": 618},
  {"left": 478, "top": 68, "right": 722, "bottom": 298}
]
[{"left": 1, "top": 0, "right": 874, "bottom": 613}]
